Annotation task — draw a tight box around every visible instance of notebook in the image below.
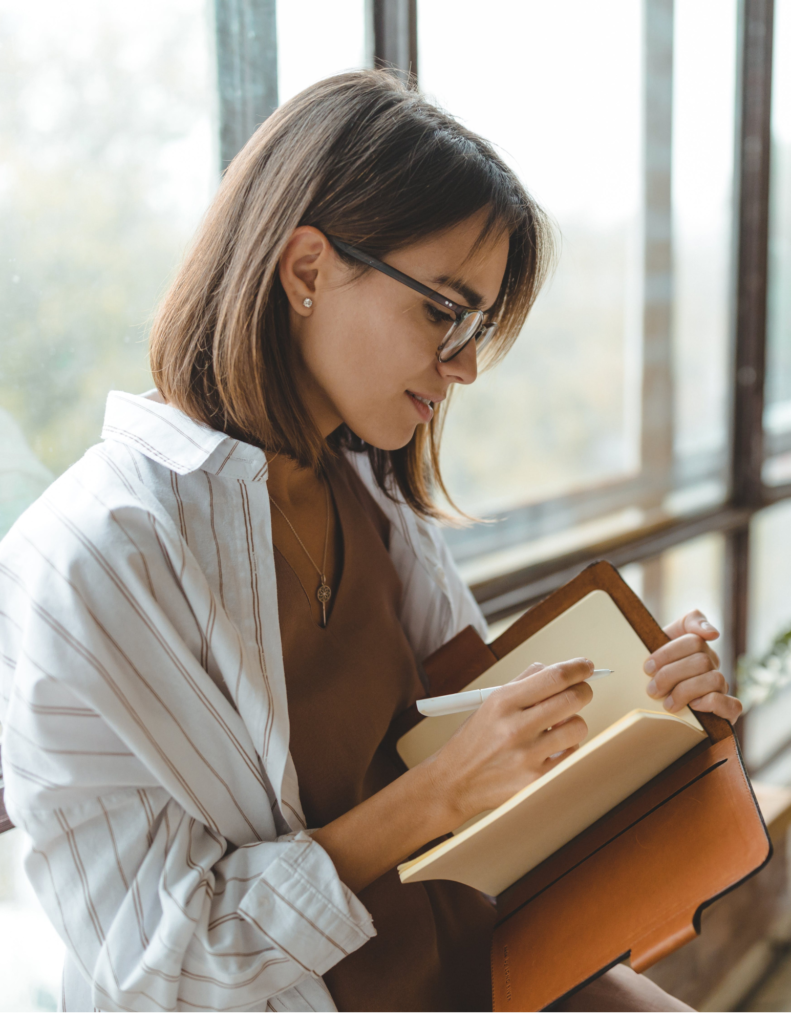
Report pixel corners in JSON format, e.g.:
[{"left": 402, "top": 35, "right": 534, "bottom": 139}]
[{"left": 397, "top": 587, "right": 706, "bottom": 895}]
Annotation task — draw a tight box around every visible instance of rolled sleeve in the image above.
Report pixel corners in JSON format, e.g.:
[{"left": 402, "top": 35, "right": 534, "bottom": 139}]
[{"left": 239, "top": 832, "right": 375, "bottom": 977}]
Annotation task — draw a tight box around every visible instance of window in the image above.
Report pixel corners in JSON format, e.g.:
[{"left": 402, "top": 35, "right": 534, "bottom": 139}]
[
  {"left": 765, "top": 0, "right": 791, "bottom": 484},
  {"left": 421, "top": 0, "right": 644, "bottom": 515},
  {"left": 0, "top": 0, "right": 215, "bottom": 525},
  {"left": 421, "top": 0, "right": 738, "bottom": 574},
  {"left": 277, "top": 0, "right": 368, "bottom": 104}
]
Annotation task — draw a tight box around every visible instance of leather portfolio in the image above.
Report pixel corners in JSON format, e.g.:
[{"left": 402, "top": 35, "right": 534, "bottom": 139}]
[{"left": 402, "top": 561, "right": 771, "bottom": 1012}]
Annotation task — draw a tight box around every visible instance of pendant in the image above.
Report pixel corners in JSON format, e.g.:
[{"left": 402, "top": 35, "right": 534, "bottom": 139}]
[{"left": 317, "top": 577, "right": 332, "bottom": 627}]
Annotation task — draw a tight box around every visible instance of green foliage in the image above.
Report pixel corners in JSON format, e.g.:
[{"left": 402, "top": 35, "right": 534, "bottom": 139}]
[{"left": 736, "top": 622, "right": 791, "bottom": 712}]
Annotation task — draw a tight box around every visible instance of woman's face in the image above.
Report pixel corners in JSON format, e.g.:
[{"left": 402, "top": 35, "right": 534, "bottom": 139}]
[{"left": 279, "top": 209, "right": 510, "bottom": 450}]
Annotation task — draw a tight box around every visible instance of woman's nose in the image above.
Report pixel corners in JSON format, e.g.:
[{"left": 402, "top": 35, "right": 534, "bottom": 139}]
[{"left": 439, "top": 342, "right": 478, "bottom": 386}]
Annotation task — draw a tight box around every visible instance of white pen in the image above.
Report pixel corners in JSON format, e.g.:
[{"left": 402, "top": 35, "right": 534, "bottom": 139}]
[{"left": 416, "top": 668, "right": 614, "bottom": 717}]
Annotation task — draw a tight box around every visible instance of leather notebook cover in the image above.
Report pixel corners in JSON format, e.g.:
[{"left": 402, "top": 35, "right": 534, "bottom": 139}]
[{"left": 411, "top": 561, "right": 771, "bottom": 1012}]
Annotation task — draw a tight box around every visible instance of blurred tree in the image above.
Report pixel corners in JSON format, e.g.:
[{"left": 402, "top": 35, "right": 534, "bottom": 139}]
[{"left": 0, "top": 0, "right": 215, "bottom": 480}]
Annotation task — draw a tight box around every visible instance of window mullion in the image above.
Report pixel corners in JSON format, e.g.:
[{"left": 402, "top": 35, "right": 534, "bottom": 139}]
[
  {"left": 732, "top": 0, "right": 774, "bottom": 509},
  {"left": 372, "top": 0, "right": 417, "bottom": 82},
  {"left": 640, "top": 0, "right": 676, "bottom": 509},
  {"left": 214, "top": 0, "right": 278, "bottom": 171}
]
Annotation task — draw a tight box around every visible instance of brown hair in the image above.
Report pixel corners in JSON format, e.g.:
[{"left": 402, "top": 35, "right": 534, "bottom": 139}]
[{"left": 149, "top": 70, "right": 554, "bottom": 517}]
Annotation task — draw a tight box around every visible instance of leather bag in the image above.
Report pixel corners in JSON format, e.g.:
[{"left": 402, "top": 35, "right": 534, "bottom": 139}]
[{"left": 415, "top": 561, "right": 771, "bottom": 1012}]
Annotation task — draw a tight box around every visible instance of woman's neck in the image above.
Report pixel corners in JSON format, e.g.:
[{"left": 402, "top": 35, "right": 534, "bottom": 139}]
[{"left": 266, "top": 451, "right": 323, "bottom": 507}]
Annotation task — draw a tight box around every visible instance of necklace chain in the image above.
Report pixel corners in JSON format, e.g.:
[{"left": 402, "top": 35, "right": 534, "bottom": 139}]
[{"left": 269, "top": 474, "right": 332, "bottom": 627}]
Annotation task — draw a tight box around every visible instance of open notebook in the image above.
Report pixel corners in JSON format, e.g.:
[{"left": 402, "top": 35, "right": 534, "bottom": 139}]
[{"left": 396, "top": 588, "right": 706, "bottom": 896}]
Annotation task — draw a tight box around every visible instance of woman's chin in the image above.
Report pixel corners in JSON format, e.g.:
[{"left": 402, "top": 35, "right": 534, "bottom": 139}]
[{"left": 346, "top": 419, "right": 418, "bottom": 452}]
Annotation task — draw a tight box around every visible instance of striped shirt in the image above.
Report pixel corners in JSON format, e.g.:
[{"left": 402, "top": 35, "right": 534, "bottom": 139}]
[{"left": 0, "top": 390, "right": 486, "bottom": 1012}]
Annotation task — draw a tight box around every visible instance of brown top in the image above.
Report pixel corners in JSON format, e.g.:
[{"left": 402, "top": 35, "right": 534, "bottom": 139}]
[{"left": 273, "top": 456, "right": 495, "bottom": 1012}]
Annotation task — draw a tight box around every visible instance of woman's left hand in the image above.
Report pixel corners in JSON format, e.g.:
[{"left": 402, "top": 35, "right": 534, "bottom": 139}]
[{"left": 644, "top": 610, "right": 742, "bottom": 725}]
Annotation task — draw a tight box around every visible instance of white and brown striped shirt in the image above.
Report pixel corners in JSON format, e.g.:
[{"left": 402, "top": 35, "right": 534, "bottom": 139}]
[{"left": 0, "top": 390, "right": 486, "bottom": 1012}]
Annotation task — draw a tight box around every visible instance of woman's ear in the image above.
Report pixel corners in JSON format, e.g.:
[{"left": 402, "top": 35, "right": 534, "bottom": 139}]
[{"left": 278, "top": 226, "right": 333, "bottom": 316}]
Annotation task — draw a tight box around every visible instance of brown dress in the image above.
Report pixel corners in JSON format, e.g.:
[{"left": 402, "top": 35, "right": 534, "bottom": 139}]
[{"left": 273, "top": 456, "right": 495, "bottom": 1012}]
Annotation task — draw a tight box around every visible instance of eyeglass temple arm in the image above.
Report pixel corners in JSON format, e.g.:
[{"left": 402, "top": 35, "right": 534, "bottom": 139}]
[{"left": 327, "top": 236, "right": 468, "bottom": 318}]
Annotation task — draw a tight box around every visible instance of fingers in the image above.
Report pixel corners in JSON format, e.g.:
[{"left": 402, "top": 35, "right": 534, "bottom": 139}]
[
  {"left": 498, "top": 658, "right": 595, "bottom": 710},
  {"left": 662, "top": 609, "right": 720, "bottom": 643},
  {"left": 660, "top": 669, "right": 728, "bottom": 713},
  {"left": 647, "top": 650, "right": 723, "bottom": 701},
  {"left": 536, "top": 714, "right": 589, "bottom": 756},
  {"left": 689, "top": 692, "right": 743, "bottom": 725},
  {"left": 510, "top": 661, "right": 548, "bottom": 682},
  {"left": 645, "top": 632, "right": 720, "bottom": 678},
  {"left": 540, "top": 743, "right": 581, "bottom": 773},
  {"left": 528, "top": 681, "right": 593, "bottom": 732}
]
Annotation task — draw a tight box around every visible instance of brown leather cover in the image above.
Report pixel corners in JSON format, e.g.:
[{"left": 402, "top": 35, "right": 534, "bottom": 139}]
[{"left": 420, "top": 561, "right": 771, "bottom": 1012}]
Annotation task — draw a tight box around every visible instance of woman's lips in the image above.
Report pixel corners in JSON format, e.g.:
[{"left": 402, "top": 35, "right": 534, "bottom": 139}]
[{"left": 407, "top": 390, "right": 434, "bottom": 423}]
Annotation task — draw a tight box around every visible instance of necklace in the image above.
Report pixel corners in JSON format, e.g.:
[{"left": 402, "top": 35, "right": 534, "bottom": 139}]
[{"left": 269, "top": 477, "right": 332, "bottom": 627}]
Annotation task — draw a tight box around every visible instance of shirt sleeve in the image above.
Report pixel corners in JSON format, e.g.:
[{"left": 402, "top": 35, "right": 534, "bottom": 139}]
[
  {"left": 8, "top": 780, "right": 373, "bottom": 1011},
  {"left": 0, "top": 485, "right": 374, "bottom": 1011}
]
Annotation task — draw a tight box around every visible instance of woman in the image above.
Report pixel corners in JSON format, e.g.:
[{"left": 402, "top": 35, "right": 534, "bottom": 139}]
[{"left": 0, "top": 71, "right": 739, "bottom": 1012}]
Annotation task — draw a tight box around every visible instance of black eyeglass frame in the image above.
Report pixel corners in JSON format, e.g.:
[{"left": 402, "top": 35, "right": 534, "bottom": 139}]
[{"left": 327, "top": 235, "right": 498, "bottom": 363}]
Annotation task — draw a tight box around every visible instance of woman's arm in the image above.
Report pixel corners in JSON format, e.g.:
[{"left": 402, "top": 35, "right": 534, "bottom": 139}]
[
  {"left": 315, "top": 659, "right": 595, "bottom": 893},
  {"left": 0, "top": 491, "right": 375, "bottom": 1011},
  {"left": 7, "top": 776, "right": 373, "bottom": 1012}
]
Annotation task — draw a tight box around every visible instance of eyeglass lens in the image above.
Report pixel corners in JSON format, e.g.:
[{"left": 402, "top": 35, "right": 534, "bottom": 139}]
[{"left": 438, "top": 312, "right": 497, "bottom": 362}]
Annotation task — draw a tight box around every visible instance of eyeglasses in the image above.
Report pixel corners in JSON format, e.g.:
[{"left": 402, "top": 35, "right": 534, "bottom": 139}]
[{"left": 327, "top": 236, "right": 498, "bottom": 363}]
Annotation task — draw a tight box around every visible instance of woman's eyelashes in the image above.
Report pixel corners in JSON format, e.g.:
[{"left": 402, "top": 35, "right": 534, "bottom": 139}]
[{"left": 424, "top": 301, "right": 455, "bottom": 326}]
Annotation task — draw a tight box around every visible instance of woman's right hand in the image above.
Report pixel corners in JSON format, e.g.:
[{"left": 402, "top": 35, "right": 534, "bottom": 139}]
[
  {"left": 425, "top": 658, "right": 595, "bottom": 830},
  {"left": 314, "top": 658, "right": 594, "bottom": 893}
]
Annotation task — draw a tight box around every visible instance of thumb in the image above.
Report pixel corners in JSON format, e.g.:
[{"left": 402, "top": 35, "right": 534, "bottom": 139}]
[{"left": 665, "top": 609, "right": 719, "bottom": 640}]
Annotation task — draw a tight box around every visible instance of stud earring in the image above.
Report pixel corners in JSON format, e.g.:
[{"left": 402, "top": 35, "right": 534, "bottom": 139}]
[{"left": 302, "top": 297, "right": 313, "bottom": 308}]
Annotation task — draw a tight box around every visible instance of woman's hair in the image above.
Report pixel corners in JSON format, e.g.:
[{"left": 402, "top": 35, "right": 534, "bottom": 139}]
[{"left": 149, "top": 70, "right": 554, "bottom": 518}]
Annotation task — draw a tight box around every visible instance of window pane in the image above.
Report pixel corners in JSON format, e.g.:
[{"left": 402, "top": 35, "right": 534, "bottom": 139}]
[
  {"left": 418, "top": 0, "right": 643, "bottom": 514},
  {"left": 743, "top": 499, "right": 791, "bottom": 778},
  {"left": 0, "top": 827, "right": 63, "bottom": 1011},
  {"left": 765, "top": 0, "right": 791, "bottom": 442},
  {"left": 671, "top": 0, "right": 736, "bottom": 507},
  {"left": 621, "top": 533, "right": 725, "bottom": 653},
  {"left": 0, "top": 0, "right": 216, "bottom": 541},
  {"left": 277, "top": 0, "right": 368, "bottom": 105}
]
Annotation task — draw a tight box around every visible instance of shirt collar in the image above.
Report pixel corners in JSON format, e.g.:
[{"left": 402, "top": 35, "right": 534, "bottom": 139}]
[{"left": 101, "top": 390, "right": 269, "bottom": 483}]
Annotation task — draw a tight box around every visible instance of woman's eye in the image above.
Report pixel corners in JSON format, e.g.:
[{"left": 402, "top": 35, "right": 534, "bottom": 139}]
[{"left": 424, "top": 302, "right": 455, "bottom": 326}]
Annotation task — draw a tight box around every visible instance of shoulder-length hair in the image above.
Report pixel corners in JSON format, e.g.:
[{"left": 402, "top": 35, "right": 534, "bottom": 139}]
[{"left": 149, "top": 70, "right": 554, "bottom": 518}]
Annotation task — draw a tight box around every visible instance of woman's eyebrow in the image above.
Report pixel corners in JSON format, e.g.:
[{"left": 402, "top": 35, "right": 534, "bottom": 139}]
[{"left": 431, "top": 274, "right": 485, "bottom": 310}]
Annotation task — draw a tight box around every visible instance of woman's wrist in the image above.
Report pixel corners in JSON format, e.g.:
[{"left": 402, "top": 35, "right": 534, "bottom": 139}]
[
  {"left": 408, "top": 754, "right": 466, "bottom": 837},
  {"left": 311, "top": 756, "right": 464, "bottom": 894},
  {"left": 417, "top": 751, "right": 469, "bottom": 835}
]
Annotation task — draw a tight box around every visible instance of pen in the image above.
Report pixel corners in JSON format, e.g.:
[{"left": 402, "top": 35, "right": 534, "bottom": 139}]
[{"left": 416, "top": 669, "right": 614, "bottom": 717}]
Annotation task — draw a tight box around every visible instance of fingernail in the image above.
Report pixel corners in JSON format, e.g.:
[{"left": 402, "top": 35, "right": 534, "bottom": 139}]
[
  {"left": 701, "top": 621, "right": 717, "bottom": 633},
  {"left": 647, "top": 679, "right": 658, "bottom": 696},
  {"left": 663, "top": 695, "right": 675, "bottom": 711},
  {"left": 644, "top": 659, "right": 656, "bottom": 675}
]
